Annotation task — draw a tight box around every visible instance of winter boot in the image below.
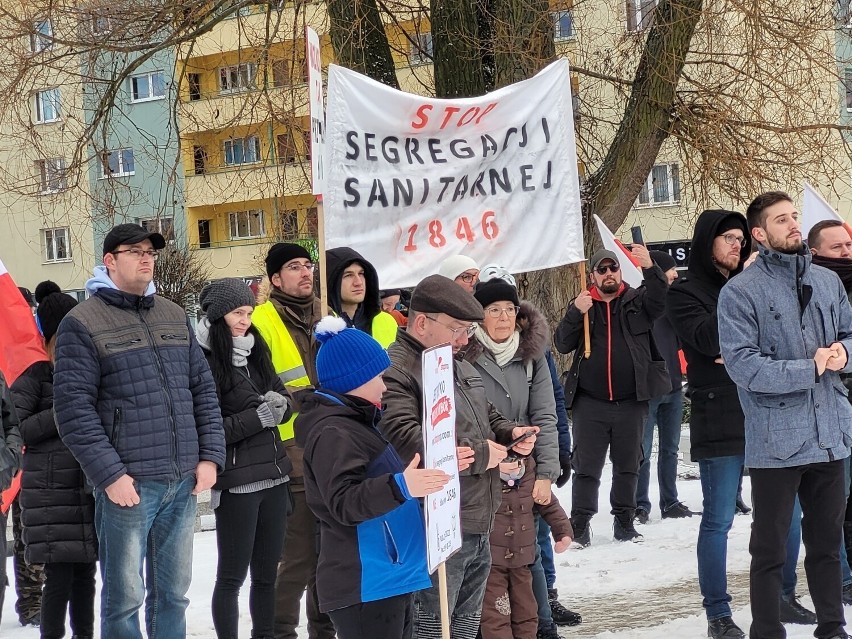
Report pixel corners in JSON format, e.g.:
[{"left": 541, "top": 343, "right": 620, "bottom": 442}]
[
  {"left": 570, "top": 516, "right": 592, "bottom": 548},
  {"left": 707, "top": 616, "right": 746, "bottom": 638},
  {"left": 634, "top": 507, "right": 650, "bottom": 524},
  {"left": 779, "top": 592, "right": 817, "bottom": 624},
  {"left": 735, "top": 496, "right": 751, "bottom": 515},
  {"left": 613, "top": 515, "right": 643, "bottom": 543},
  {"left": 536, "top": 621, "right": 562, "bottom": 639},
  {"left": 548, "top": 589, "right": 582, "bottom": 626}
]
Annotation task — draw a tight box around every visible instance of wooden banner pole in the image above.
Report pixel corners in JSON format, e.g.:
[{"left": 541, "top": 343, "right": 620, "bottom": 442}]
[
  {"left": 316, "top": 200, "right": 328, "bottom": 316},
  {"left": 438, "top": 562, "right": 451, "bottom": 639},
  {"left": 578, "top": 262, "right": 591, "bottom": 359}
]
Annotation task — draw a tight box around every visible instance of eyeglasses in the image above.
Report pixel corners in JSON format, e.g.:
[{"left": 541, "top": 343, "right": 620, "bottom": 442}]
[
  {"left": 484, "top": 305, "right": 520, "bottom": 318},
  {"left": 721, "top": 233, "right": 746, "bottom": 247},
  {"left": 424, "top": 315, "right": 477, "bottom": 340},
  {"left": 456, "top": 272, "right": 479, "bottom": 284},
  {"left": 282, "top": 262, "right": 315, "bottom": 273},
  {"left": 594, "top": 264, "right": 620, "bottom": 275},
  {"left": 112, "top": 248, "right": 159, "bottom": 261}
]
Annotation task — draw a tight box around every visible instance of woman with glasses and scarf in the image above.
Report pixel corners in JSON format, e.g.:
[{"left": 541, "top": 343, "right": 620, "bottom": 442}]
[{"left": 195, "top": 278, "right": 293, "bottom": 639}]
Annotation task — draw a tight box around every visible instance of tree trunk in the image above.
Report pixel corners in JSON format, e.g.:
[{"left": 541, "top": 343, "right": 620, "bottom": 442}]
[
  {"left": 491, "top": 0, "right": 554, "bottom": 87},
  {"left": 326, "top": 0, "right": 399, "bottom": 89},
  {"left": 432, "top": 0, "right": 486, "bottom": 97}
]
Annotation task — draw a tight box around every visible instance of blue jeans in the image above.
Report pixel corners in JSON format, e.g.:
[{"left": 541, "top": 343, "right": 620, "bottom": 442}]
[
  {"left": 531, "top": 515, "right": 553, "bottom": 628},
  {"left": 782, "top": 457, "right": 852, "bottom": 596},
  {"left": 697, "top": 455, "right": 743, "bottom": 620},
  {"left": 95, "top": 477, "right": 197, "bottom": 639},
  {"left": 637, "top": 390, "right": 683, "bottom": 513}
]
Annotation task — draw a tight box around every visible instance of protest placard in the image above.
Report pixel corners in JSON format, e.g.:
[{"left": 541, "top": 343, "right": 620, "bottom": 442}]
[
  {"left": 420, "top": 344, "right": 462, "bottom": 574},
  {"left": 324, "top": 59, "right": 584, "bottom": 288},
  {"left": 305, "top": 26, "right": 325, "bottom": 196}
]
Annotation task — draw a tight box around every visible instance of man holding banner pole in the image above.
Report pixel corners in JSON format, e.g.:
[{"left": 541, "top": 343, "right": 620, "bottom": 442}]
[{"left": 382, "top": 274, "right": 538, "bottom": 639}]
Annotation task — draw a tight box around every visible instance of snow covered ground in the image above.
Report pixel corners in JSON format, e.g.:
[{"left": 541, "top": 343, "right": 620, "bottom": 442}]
[{"left": 0, "top": 463, "right": 836, "bottom": 638}]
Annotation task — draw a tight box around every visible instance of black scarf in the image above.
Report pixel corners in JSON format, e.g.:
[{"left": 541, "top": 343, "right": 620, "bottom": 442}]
[{"left": 811, "top": 255, "right": 852, "bottom": 294}]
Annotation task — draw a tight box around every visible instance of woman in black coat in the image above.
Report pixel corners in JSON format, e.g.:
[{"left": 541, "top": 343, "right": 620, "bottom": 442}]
[
  {"left": 195, "top": 278, "right": 293, "bottom": 639},
  {"left": 10, "top": 282, "right": 97, "bottom": 639}
]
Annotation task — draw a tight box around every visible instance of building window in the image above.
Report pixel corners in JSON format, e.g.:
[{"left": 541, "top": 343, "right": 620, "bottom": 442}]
[
  {"left": 626, "top": 0, "right": 659, "bottom": 32},
  {"left": 91, "top": 12, "right": 112, "bottom": 35},
  {"left": 130, "top": 71, "right": 165, "bottom": 102},
  {"left": 303, "top": 207, "right": 318, "bottom": 238},
  {"left": 280, "top": 209, "right": 299, "bottom": 239},
  {"left": 277, "top": 133, "right": 297, "bottom": 165},
  {"left": 35, "top": 158, "right": 67, "bottom": 193},
  {"left": 224, "top": 136, "right": 261, "bottom": 165},
  {"left": 553, "top": 11, "right": 574, "bottom": 40},
  {"left": 303, "top": 130, "right": 311, "bottom": 161},
  {"left": 198, "top": 219, "right": 211, "bottom": 248},
  {"left": 637, "top": 163, "right": 680, "bottom": 207},
  {"left": 229, "top": 210, "right": 265, "bottom": 240},
  {"left": 188, "top": 73, "right": 202, "bottom": 101},
  {"left": 846, "top": 70, "right": 852, "bottom": 112},
  {"left": 193, "top": 146, "right": 207, "bottom": 174},
  {"left": 138, "top": 216, "right": 174, "bottom": 240},
  {"left": 409, "top": 32, "right": 433, "bottom": 66},
  {"left": 101, "top": 149, "right": 135, "bottom": 178},
  {"left": 219, "top": 63, "right": 257, "bottom": 93},
  {"left": 30, "top": 19, "right": 52, "bottom": 53},
  {"left": 34, "top": 88, "right": 60, "bottom": 123},
  {"left": 42, "top": 227, "right": 71, "bottom": 262}
]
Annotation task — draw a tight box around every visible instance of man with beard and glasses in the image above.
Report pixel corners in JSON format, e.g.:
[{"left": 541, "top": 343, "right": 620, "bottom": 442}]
[
  {"left": 555, "top": 247, "right": 670, "bottom": 547},
  {"left": 719, "top": 192, "right": 852, "bottom": 639}
]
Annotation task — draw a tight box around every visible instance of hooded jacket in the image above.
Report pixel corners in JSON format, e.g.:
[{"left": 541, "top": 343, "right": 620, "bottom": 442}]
[
  {"left": 461, "top": 301, "right": 560, "bottom": 481},
  {"left": 554, "top": 265, "right": 671, "bottom": 408},
  {"left": 719, "top": 245, "right": 852, "bottom": 468},
  {"left": 53, "top": 267, "right": 226, "bottom": 490},
  {"left": 666, "top": 210, "right": 751, "bottom": 460},
  {"left": 325, "top": 247, "right": 397, "bottom": 347},
  {"left": 11, "top": 361, "right": 97, "bottom": 564},
  {"left": 295, "top": 390, "right": 431, "bottom": 612}
]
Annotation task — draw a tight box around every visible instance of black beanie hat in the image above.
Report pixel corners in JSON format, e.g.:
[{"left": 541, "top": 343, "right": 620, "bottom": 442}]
[
  {"left": 649, "top": 250, "right": 677, "bottom": 272},
  {"left": 473, "top": 278, "right": 520, "bottom": 309},
  {"left": 265, "top": 243, "right": 312, "bottom": 278},
  {"left": 36, "top": 287, "right": 78, "bottom": 343}
]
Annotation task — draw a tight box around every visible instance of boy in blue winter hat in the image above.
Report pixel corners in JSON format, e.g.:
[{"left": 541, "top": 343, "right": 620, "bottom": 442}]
[{"left": 294, "top": 316, "right": 450, "bottom": 639}]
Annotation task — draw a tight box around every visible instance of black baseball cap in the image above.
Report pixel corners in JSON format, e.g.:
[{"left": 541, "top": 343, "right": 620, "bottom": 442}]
[{"left": 103, "top": 223, "right": 166, "bottom": 256}]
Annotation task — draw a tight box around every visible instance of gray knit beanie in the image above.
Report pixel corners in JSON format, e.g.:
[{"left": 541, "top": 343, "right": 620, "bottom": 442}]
[{"left": 199, "top": 278, "right": 256, "bottom": 322}]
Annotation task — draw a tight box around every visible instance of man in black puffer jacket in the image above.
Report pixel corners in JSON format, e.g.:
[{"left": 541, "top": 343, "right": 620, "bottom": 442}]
[{"left": 53, "top": 223, "right": 225, "bottom": 639}]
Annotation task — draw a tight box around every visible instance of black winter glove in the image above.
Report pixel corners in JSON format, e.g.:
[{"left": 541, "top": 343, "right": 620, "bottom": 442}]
[{"left": 556, "top": 454, "right": 572, "bottom": 488}]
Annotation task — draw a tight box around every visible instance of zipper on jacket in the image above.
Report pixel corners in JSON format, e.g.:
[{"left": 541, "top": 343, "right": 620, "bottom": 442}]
[
  {"left": 606, "top": 301, "right": 613, "bottom": 401},
  {"left": 160, "top": 333, "right": 188, "bottom": 341},
  {"left": 383, "top": 520, "right": 401, "bottom": 564},
  {"left": 105, "top": 338, "right": 142, "bottom": 349},
  {"left": 111, "top": 407, "right": 122, "bottom": 446}
]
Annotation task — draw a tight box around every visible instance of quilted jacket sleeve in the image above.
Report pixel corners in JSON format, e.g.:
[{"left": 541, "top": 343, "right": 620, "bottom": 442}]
[{"left": 187, "top": 323, "right": 226, "bottom": 470}]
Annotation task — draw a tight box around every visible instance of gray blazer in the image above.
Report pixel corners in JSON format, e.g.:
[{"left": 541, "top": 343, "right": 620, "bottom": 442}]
[{"left": 718, "top": 246, "right": 852, "bottom": 468}]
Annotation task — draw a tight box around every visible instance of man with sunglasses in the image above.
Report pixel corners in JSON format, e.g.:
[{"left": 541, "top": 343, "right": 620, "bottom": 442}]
[
  {"left": 382, "top": 274, "right": 538, "bottom": 639},
  {"left": 555, "top": 245, "right": 670, "bottom": 547},
  {"left": 53, "top": 223, "right": 226, "bottom": 639},
  {"left": 251, "top": 243, "right": 336, "bottom": 639}
]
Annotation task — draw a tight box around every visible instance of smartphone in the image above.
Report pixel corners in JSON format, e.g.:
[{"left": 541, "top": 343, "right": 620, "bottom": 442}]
[
  {"left": 631, "top": 226, "right": 645, "bottom": 245},
  {"left": 507, "top": 430, "right": 535, "bottom": 450}
]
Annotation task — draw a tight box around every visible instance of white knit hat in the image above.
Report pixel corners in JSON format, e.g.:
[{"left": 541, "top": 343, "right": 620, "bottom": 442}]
[{"left": 437, "top": 255, "right": 479, "bottom": 280}]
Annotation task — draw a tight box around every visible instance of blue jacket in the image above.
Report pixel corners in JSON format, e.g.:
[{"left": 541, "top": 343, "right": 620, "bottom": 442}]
[
  {"left": 295, "top": 390, "right": 431, "bottom": 613},
  {"left": 718, "top": 246, "right": 852, "bottom": 468},
  {"left": 54, "top": 268, "right": 225, "bottom": 490}
]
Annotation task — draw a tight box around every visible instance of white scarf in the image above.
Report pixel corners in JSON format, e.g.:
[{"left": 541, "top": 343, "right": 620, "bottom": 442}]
[{"left": 474, "top": 325, "right": 520, "bottom": 367}]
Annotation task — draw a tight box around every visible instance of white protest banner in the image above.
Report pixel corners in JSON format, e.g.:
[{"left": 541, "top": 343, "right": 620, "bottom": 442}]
[
  {"left": 324, "top": 59, "right": 584, "bottom": 288},
  {"left": 421, "top": 344, "right": 462, "bottom": 573},
  {"left": 305, "top": 26, "right": 325, "bottom": 195}
]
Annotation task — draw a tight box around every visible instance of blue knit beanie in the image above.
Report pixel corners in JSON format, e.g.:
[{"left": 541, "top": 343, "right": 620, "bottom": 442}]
[{"left": 315, "top": 316, "right": 390, "bottom": 394}]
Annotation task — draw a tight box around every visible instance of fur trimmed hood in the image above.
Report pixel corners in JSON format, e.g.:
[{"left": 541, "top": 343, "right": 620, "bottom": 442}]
[{"left": 461, "top": 301, "right": 550, "bottom": 364}]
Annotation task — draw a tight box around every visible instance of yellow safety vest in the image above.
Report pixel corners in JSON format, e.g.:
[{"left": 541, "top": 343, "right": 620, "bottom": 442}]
[{"left": 252, "top": 301, "right": 313, "bottom": 441}]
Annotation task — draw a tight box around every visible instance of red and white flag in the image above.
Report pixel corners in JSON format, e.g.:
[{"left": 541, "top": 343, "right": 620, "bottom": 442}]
[
  {"left": 801, "top": 182, "right": 852, "bottom": 242},
  {"left": 593, "top": 214, "right": 643, "bottom": 288},
  {"left": 0, "top": 258, "right": 47, "bottom": 386}
]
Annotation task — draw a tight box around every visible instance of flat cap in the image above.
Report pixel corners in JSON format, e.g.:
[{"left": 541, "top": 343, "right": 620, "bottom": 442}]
[{"left": 409, "top": 274, "right": 484, "bottom": 322}]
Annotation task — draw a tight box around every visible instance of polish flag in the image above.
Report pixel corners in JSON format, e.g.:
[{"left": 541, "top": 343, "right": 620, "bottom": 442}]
[
  {"left": 0, "top": 258, "right": 48, "bottom": 386},
  {"left": 593, "top": 214, "right": 644, "bottom": 288},
  {"left": 801, "top": 182, "right": 852, "bottom": 242}
]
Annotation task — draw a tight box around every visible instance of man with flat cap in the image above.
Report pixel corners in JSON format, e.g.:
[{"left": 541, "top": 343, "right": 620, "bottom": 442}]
[
  {"left": 554, "top": 244, "right": 669, "bottom": 547},
  {"left": 382, "top": 274, "right": 539, "bottom": 639},
  {"left": 252, "top": 243, "right": 334, "bottom": 639},
  {"left": 53, "top": 223, "right": 226, "bottom": 638}
]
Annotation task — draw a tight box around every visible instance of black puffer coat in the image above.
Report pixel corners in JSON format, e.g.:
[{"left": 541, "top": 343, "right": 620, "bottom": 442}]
[
  {"left": 204, "top": 351, "right": 294, "bottom": 491},
  {"left": 10, "top": 360, "right": 97, "bottom": 564}
]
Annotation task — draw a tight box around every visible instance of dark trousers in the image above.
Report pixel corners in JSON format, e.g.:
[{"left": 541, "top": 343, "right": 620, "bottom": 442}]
[
  {"left": 274, "top": 488, "right": 335, "bottom": 639},
  {"left": 749, "top": 461, "right": 847, "bottom": 639},
  {"left": 480, "top": 565, "right": 537, "bottom": 639},
  {"left": 212, "top": 482, "right": 290, "bottom": 639},
  {"left": 41, "top": 561, "right": 97, "bottom": 639},
  {"left": 570, "top": 394, "right": 647, "bottom": 520},
  {"left": 328, "top": 594, "right": 413, "bottom": 639}
]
